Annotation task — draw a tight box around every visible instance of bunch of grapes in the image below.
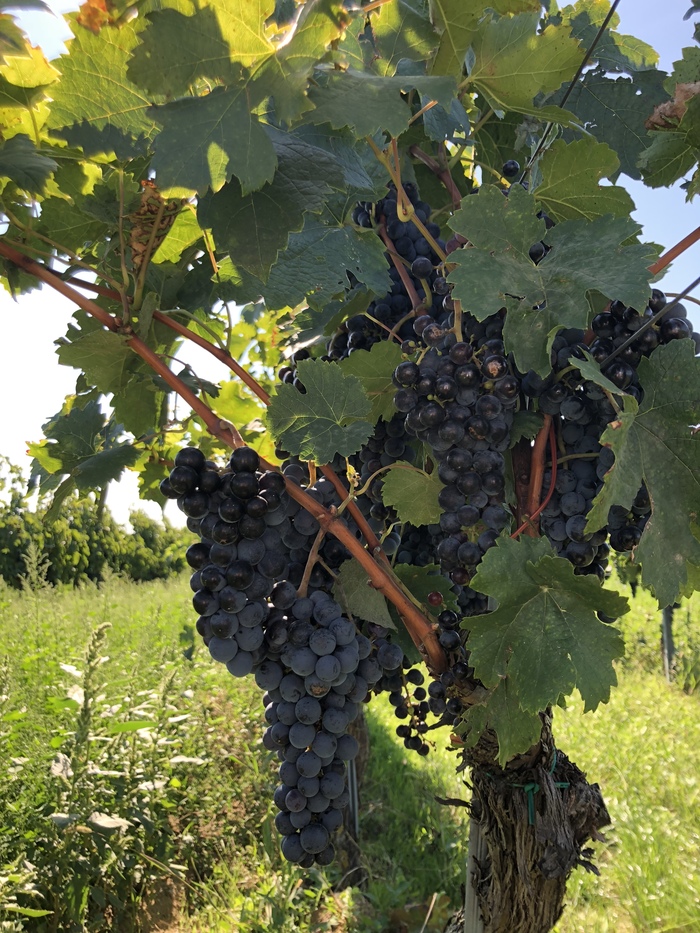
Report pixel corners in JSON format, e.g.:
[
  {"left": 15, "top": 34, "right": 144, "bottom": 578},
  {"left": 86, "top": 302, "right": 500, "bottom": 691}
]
[{"left": 162, "top": 445, "right": 412, "bottom": 865}]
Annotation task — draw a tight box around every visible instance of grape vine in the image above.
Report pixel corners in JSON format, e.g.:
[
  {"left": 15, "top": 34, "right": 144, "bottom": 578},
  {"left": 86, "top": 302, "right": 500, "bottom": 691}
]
[{"left": 2, "top": 1, "right": 700, "bottom": 930}]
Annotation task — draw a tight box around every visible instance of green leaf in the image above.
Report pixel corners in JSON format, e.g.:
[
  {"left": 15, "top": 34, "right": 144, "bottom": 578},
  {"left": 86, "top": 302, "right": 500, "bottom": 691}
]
[
  {"left": 392, "top": 562, "right": 460, "bottom": 618},
  {"left": 0, "top": 134, "right": 56, "bottom": 193},
  {"left": 197, "top": 131, "right": 341, "bottom": 279},
  {"left": 153, "top": 208, "right": 203, "bottom": 264},
  {"left": 381, "top": 462, "right": 443, "bottom": 526},
  {"left": 333, "top": 558, "right": 395, "bottom": 628},
  {"left": 370, "top": 0, "right": 439, "bottom": 77},
  {"left": 305, "top": 70, "right": 456, "bottom": 137},
  {"left": 252, "top": 0, "right": 351, "bottom": 124},
  {"left": 467, "top": 14, "right": 582, "bottom": 125},
  {"left": 56, "top": 330, "right": 133, "bottom": 394},
  {"left": 107, "top": 720, "right": 157, "bottom": 734},
  {"left": 465, "top": 536, "right": 627, "bottom": 714},
  {"left": 340, "top": 341, "right": 403, "bottom": 423},
  {"left": 266, "top": 358, "right": 372, "bottom": 463},
  {"left": 638, "top": 131, "right": 697, "bottom": 188},
  {"left": 295, "top": 286, "right": 375, "bottom": 343},
  {"left": 47, "top": 16, "right": 156, "bottom": 155},
  {"left": 535, "top": 138, "right": 635, "bottom": 222},
  {"left": 510, "top": 410, "right": 544, "bottom": 445},
  {"left": 447, "top": 185, "right": 655, "bottom": 374},
  {"left": 263, "top": 217, "right": 392, "bottom": 310},
  {"left": 148, "top": 81, "right": 277, "bottom": 197},
  {"left": 28, "top": 401, "right": 140, "bottom": 514},
  {"left": 126, "top": 3, "right": 242, "bottom": 97},
  {"left": 448, "top": 180, "right": 546, "bottom": 254},
  {"left": 460, "top": 678, "right": 543, "bottom": 767},
  {"left": 585, "top": 341, "right": 700, "bottom": 606},
  {"left": 2, "top": 908, "right": 54, "bottom": 918},
  {"left": 560, "top": 0, "right": 658, "bottom": 73},
  {"left": 37, "top": 197, "right": 109, "bottom": 253},
  {"left": 428, "top": 0, "right": 541, "bottom": 78},
  {"left": 111, "top": 375, "right": 163, "bottom": 439},
  {"left": 561, "top": 69, "right": 667, "bottom": 181}
]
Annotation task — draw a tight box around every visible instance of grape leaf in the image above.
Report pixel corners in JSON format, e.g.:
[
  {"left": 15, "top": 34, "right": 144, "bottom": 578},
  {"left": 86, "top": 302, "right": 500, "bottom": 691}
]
[
  {"left": 28, "top": 401, "right": 139, "bottom": 518},
  {"left": 561, "top": 70, "right": 667, "bottom": 181},
  {"left": 427, "top": 0, "right": 481, "bottom": 77},
  {"left": 421, "top": 95, "right": 470, "bottom": 142},
  {"left": 392, "top": 562, "right": 460, "bottom": 618},
  {"left": 428, "top": 0, "right": 541, "bottom": 78},
  {"left": 447, "top": 185, "right": 655, "bottom": 375},
  {"left": 510, "top": 410, "right": 544, "bottom": 445},
  {"left": 263, "top": 217, "right": 392, "bottom": 310},
  {"left": 252, "top": 0, "right": 351, "bottom": 124},
  {"left": 333, "top": 558, "right": 395, "bottom": 628},
  {"left": 0, "top": 134, "right": 56, "bottom": 193},
  {"left": 197, "top": 132, "right": 341, "bottom": 280},
  {"left": 56, "top": 330, "right": 133, "bottom": 394},
  {"left": 381, "top": 463, "right": 443, "bottom": 526},
  {"left": 458, "top": 678, "right": 543, "bottom": 767},
  {"left": 152, "top": 208, "right": 203, "bottom": 264},
  {"left": 339, "top": 341, "right": 404, "bottom": 423},
  {"left": 369, "top": 0, "right": 438, "bottom": 77},
  {"left": 294, "top": 286, "right": 375, "bottom": 343},
  {"left": 535, "top": 138, "right": 635, "bottom": 222},
  {"left": 266, "top": 359, "right": 373, "bottom": 463},
  {"left": 305, "top": 70, "right": 456, "bottom": 137},
  {"left": 638, "top": 131, "right": 697, "bottom": 188},
  {"left": 37, "top": 197, "right": 109, "bottom": 253},
  {"left": 465, "top": 536, "right": 627, "bottom": 715},
  {"left": 559, "top": 0, "right": 658, "bottom": 73},
  {"left": 111, "top": 375, "right": 164, "bottom": 439},
  {"left": 148, "top": 81, "right": 277, "bottom": 197},
  {"left": 467, "top": 14, "right": 582, "bottom": 125},
  {"left": 585, "top": 340, "right": 700, "bottom": 607},
  {"left": 47, "top": 16, "right": 157, "bottom": 155},
  {"left": 126, "top": 5, "right": 237, "bottom": 97}
]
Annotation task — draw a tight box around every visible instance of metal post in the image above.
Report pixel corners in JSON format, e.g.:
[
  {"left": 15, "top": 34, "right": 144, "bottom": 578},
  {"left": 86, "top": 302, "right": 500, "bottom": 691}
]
[
  {"left": 464, "top": 816, "right": 486, "bottom": 933},
  {"left": 661, "top": 605, "right": 675, "bottom": 683}
]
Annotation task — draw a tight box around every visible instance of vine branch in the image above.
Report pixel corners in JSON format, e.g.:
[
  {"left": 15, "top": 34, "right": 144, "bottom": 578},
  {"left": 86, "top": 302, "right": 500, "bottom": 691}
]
[
  {"left": 409, "top": 145, "right": 462, "bottom": 209},
  {"left": 0, "top": 239, "right": 447, "bottom": 673}
]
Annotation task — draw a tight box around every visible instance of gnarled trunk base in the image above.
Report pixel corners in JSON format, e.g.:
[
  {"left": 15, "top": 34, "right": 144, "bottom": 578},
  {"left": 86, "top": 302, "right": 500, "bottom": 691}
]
[{"left": 446, "top": 714, "right": 610, "bottom": 933}]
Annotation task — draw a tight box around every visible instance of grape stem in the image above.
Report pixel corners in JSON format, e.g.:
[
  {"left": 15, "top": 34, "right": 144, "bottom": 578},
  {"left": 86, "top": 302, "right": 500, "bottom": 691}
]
[
  {"left": 0, "top": 240, "right": 447, "bottom": 673},
  {"left": 409, "top": 145, "right": 463, "bottom": 209},
  {"left": 297, "top": 526, "right": 327, "bottom": 598},
  {"left": 377, "top": 221, "right": 423, "bottom": 311},
  {"left": 511, "top": 417, "right": 556, "bottom": 539},
  {"left": 648, "top": 222, "right": 700, "bottom": 276}
]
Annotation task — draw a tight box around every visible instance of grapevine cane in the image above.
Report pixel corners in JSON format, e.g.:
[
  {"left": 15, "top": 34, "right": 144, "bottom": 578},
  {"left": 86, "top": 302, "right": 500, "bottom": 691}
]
[{"left": 0, "top": 239, "right": 447, "bottom": 672}]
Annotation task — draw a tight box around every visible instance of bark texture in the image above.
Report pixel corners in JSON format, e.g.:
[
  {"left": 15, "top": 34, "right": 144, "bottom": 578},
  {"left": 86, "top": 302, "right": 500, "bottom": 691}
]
[{"left": 445, "top": 713, "right": 610, "bottom": 933}]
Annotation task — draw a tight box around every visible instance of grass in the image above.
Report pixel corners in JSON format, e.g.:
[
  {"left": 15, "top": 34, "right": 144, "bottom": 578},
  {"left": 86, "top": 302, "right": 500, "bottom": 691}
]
[{"left": 0, "top": 571, "right": 698, "bottom": 932}]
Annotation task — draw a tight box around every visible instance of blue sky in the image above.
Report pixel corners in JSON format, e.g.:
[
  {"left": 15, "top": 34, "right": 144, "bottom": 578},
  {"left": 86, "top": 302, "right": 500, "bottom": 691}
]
[{"left": 1, "top": 0, "right": 699, "bottom": 525}]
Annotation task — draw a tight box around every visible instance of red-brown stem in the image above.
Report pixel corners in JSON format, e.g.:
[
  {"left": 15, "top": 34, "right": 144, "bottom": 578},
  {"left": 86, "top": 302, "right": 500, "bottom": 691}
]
[
  {"left": 318, "top": 468, "right": 387, "bottom": 563},
  {"left": 648, "top": 223, "right": 700, "bottom": 276},
  {"left": 0, "top": 241, "right": 240, "bottom": 446},
  {"left": 48, "top": 264, "right": 388, "bottom": 563},
  {"left": 297, "top": 526, "right": 327, "bottom": 598},
  {"left": 48, "top": 272, "right": 122, "bottom": 302},
  {"left": 409, "top": 145, "right": 462, "bottom": 209},
  {"left": 377, "top": 222, "right": 423, "bottom": 311},
  {"left": 511, "top": 422, "right": 557, "bottom": 540},
  {"left": 0, "top": 239, "right": 446, "bottom": 671},
  {"left": 152, "top": 311, "right": 271, "bottom": 405},
  {"left": 517, "top": 415, "right": 552, "bottom": 538}
]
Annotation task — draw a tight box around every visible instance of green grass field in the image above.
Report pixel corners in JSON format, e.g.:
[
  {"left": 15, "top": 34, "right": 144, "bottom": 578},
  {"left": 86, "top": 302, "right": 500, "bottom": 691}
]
[{"left": 0, "top": 573, "right": 698, "bottom": 932}]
